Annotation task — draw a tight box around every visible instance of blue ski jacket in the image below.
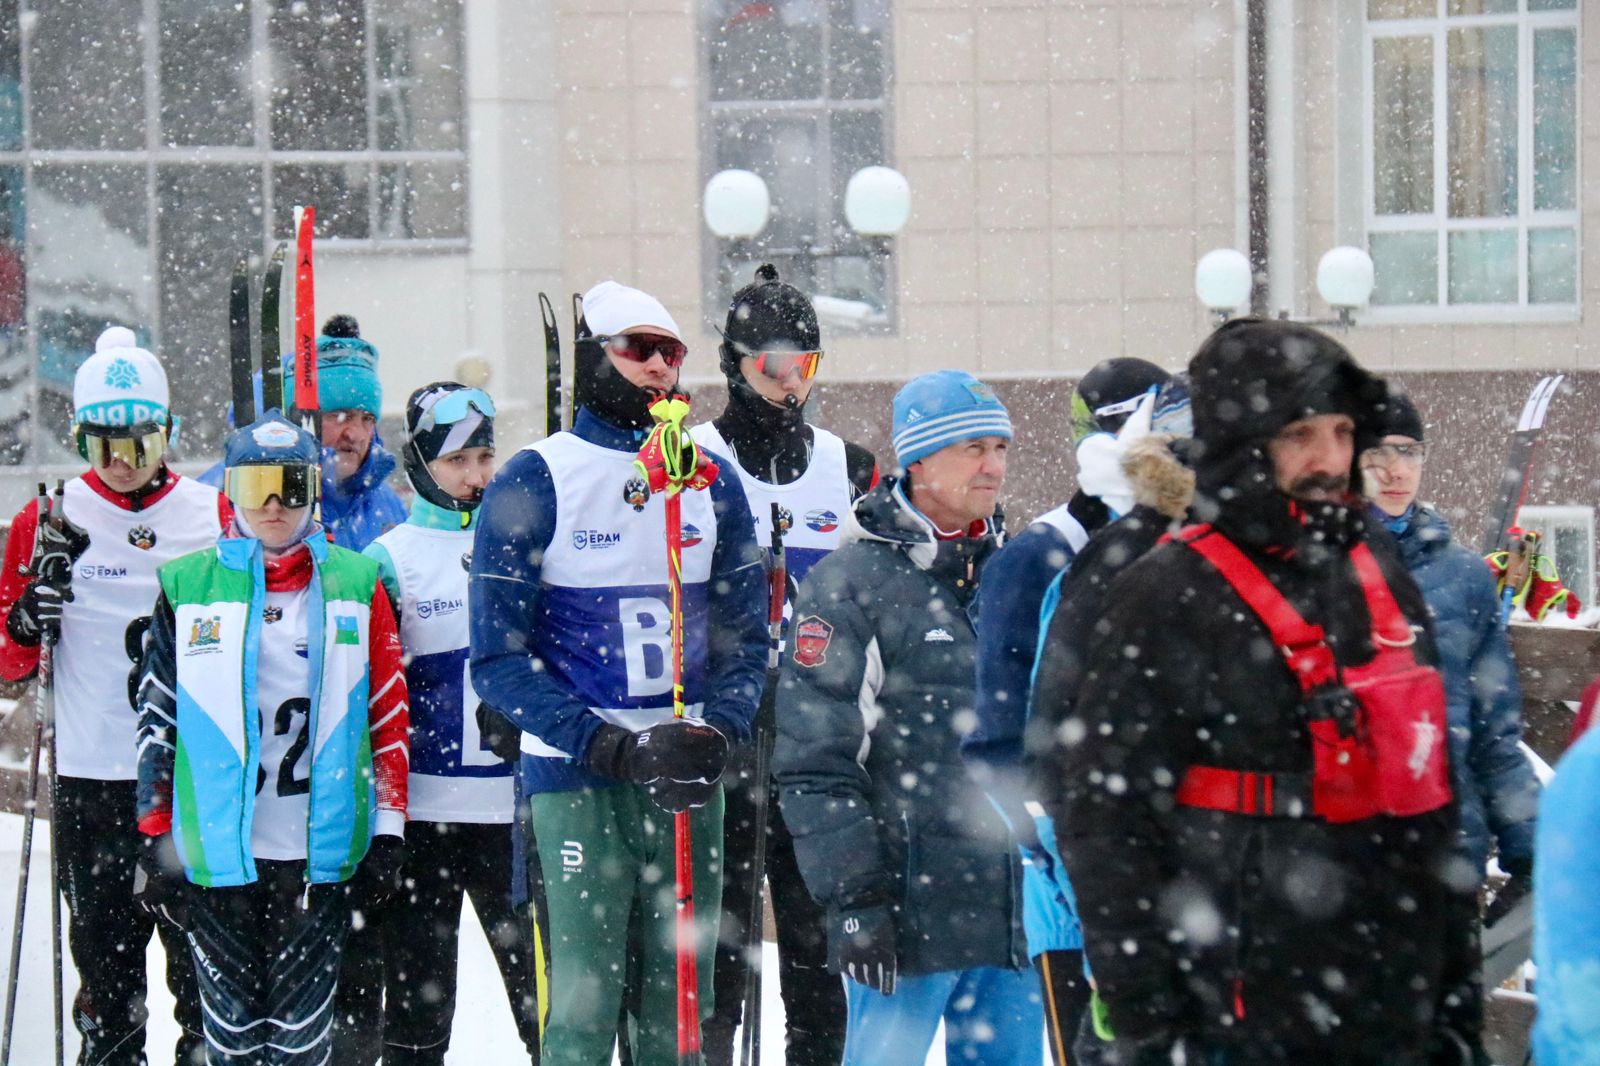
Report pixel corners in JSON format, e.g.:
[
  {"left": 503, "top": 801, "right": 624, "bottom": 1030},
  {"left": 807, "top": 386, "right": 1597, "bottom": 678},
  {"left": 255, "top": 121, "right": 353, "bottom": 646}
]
[
  {"left": 1533, "top": 719, "right": 1600, "bottom": 1065},
  {"left": 1388, "top": 503, "right": 1539, "bottom": 876}
]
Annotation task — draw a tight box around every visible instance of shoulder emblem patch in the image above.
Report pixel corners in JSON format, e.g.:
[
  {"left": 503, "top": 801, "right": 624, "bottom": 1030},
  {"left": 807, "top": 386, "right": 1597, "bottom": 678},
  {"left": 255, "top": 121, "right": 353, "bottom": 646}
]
[{"left": 792, "top": 615, "right": 834, "bottom": 669}]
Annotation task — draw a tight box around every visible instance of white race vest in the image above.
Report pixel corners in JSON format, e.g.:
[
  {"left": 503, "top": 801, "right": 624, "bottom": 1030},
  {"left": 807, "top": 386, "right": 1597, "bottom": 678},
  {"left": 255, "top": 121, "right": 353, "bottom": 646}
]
[
  {"left": 373, "top": 521, "right": 512, "bottom": 823},
  {"left": 689, "top": 422, "right": 853, "bottom": 589},
  {"left": 252, "top": 584, "right": 313, "bottom": 859},
  {"left": 520, "top": 432, "right": 720, "bottom": 759},
  {"left": 55, "top": 475, "right": 224, "bottom": 779}
]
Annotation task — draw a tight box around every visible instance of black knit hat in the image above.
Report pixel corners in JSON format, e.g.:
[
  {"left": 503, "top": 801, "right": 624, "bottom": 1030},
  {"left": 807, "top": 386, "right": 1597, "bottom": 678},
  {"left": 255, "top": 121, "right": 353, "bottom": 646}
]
[
  {"left": 718, "top": 264, "right": 821, "bottom": 379},
  {"left": 1070, "top": 357, "right": 1171, "bottom": 444},
  {"left": 1381, "top": 389, "right": 1425, "bottom": 441}
]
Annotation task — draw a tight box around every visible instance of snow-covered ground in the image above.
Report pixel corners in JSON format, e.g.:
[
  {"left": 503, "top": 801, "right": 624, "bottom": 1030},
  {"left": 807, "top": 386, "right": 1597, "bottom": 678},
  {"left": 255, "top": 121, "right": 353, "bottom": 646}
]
[{"left": 0, "top": 810, "right": 983, "bottom": 1064}]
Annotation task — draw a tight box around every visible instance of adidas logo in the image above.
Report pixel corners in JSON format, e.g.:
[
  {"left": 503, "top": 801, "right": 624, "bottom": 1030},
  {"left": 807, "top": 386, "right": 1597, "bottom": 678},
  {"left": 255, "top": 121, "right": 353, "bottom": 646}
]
[
  {"left": 924, "top": 627, "right": 954, "bottom": 643},
  {"left": 904, "top": 407, "right": 924, "bottom": 423}
]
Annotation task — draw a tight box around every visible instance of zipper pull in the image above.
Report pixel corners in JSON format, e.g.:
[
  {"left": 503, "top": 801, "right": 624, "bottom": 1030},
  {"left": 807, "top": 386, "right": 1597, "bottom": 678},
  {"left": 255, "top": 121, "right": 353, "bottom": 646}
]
[
  {"left": 1232, "top": 977, "right": 1246, "bottom": 1020},
  {"left": 300, "top": 881, "right": 312, "bottom": 911}
]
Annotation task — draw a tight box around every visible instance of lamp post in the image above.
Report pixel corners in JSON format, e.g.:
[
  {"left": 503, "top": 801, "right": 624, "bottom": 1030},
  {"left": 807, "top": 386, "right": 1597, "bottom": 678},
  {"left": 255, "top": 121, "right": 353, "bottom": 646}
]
[
  {"left": 1195, "top": 245, "right": 1376, "bottom": 331},
  {"left": 703, "top": 165, "right": 910, "bottom": 326}
]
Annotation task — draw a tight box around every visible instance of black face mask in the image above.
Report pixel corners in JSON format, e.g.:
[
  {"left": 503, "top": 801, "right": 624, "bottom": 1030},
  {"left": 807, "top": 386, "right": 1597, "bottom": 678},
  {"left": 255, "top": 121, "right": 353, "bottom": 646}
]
[{"left": 576, "top": 337, "right": 658, "bottom": 430}]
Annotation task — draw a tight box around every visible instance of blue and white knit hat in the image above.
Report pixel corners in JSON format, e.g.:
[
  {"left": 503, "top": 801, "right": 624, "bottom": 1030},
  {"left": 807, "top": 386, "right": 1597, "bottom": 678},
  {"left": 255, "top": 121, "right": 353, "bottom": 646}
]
[
  {"left": 73, "top": 326, "right": 170, "bottom": 429},
  {"left": 891, "top": 369, "right": 1013, "bottom": 468},
  {"left": 286, "top": 314, "right": 382, "bottom": 415}
]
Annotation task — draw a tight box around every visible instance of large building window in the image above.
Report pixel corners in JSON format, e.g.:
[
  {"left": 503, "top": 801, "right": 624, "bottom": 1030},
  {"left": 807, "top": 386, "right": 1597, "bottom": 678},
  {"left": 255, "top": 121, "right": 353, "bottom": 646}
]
[
  {"left": 0, "top": 0, "right": 466, "bottom": 465},
  {"left": 702, "top": 0, "right": 893, "bottom": 331},
  {"left": 1365, "top": 0, "right": 1578, "bottom": 313}
]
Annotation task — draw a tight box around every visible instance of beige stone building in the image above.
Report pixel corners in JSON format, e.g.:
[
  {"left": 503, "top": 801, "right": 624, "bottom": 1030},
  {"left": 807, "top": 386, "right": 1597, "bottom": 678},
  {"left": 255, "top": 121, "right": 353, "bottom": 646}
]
[{"left": 0, "top": 0, "right": 1593, "bottom": 592}]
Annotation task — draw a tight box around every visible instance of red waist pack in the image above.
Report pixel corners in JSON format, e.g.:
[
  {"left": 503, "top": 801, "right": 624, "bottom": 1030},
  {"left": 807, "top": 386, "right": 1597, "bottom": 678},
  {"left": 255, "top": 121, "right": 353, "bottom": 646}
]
[{"left": 1173, "top": 525, "right": 1451, "bottom": 824}]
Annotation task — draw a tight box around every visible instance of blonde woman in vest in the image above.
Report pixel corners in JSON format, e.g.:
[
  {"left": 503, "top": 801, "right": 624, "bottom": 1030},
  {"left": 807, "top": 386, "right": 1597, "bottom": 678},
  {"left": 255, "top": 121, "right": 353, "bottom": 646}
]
[{"left": 133, "top": 410, "right": 409, "bottom": 1065}]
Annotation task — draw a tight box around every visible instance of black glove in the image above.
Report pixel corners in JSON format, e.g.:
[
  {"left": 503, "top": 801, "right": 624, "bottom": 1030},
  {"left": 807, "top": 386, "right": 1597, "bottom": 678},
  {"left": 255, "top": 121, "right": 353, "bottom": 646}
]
[
  {"left": 353, "top": 834, "right": 406, "bottom": 908},
  {"left": 585, "top": 719, "right": 729, "bottom": 789},
  {"left": 7, "top": 580, "right": 69, "bottom": 646},
  {"left": 827, "top": 902, "right": 897, "bottom": 995},
  {"left": 32, "top": 506, "right": 90, "bottom": 587},
  {"left": 132, "top": 833, "right": 189, "bottom": 928},
  {"left": 1484, "top": 865, "right": 1533, "bottom": 929},
  {"left": 644, "top": 779, "right": 719, "bottom": 814},
  {"left": 475, "top": 702, "right": 521, "bottom": 763}
]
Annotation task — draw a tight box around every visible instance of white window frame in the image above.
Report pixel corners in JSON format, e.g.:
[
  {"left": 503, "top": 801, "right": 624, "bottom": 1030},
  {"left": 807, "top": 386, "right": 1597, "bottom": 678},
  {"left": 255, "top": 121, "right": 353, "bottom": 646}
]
[
  {"left": 1358, "top": 0, "right": 1580, "bottom": 325},
  {"left": 1517, "top": 503, "right": 1594, "bottom": 606}
]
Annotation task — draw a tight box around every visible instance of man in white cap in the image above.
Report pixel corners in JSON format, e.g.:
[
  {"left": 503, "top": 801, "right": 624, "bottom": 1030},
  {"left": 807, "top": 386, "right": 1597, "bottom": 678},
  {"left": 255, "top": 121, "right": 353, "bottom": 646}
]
[
  {"left": 0, "top": 326, "right": 228, "bottom": 1064},
  {"left": 470, "top": 282, "right": 767, "bottom": 1064}
]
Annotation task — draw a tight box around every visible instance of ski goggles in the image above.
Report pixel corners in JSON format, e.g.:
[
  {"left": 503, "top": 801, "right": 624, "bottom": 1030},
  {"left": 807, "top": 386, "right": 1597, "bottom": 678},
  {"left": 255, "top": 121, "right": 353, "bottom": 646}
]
[
  {"left": 597, "top": 333, "right": 688, "bottom": 369},
  {"left": 224, "top": 463, "right": 320, "bottom": 510},
  {"left": 749, "top": 349, "right": 824, "bottom": 382},
  {"left": 76, "top": 423, "right": 167, "bottom": 471},
  {"left": 416, "top": 388, "right": 496, "bottom": 434}
]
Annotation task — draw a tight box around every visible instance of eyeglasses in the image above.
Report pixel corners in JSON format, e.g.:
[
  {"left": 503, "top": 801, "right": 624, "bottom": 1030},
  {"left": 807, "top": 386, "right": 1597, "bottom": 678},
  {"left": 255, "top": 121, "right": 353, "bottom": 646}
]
[
  {"left": 597, "top": 334, "right": 688, "bottom": 368},
  {"left": 1364, "top": 442, "right": 1428, "bottom": 467},
  {"left": 225, "top": 463, "right": 321, "bottom": 510},
  {"left": 749, "top": 349, "right": 823, "bottom": 382},
  {"left": 77, "top": 424, "right": 166, "bottom": 471},
  {"left": 417, "top": 388, "right": 495, "bottom": 434}
]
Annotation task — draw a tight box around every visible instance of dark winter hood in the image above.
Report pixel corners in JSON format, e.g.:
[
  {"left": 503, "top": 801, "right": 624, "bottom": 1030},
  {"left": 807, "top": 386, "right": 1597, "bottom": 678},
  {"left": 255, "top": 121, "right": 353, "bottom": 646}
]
[
  {"left": 843, "top": 474, "right": 1001, "bottom": 574},
  {"left": 1187, "top": 319, "right": 1391, "bottom": 560}
]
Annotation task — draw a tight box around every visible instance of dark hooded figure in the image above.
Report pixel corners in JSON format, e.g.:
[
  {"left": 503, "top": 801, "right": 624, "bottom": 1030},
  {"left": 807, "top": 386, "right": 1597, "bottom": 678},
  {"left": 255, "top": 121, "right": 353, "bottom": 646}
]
[{"left": 1050, "top": 320, "right": 1482, "bottom": 1066}]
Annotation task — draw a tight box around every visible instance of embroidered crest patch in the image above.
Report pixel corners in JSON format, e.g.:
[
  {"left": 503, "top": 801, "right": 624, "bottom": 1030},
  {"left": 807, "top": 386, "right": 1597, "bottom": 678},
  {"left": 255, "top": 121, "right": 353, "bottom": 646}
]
[{"left": 792, "top": 615, "right": 834, "bottom": 669}]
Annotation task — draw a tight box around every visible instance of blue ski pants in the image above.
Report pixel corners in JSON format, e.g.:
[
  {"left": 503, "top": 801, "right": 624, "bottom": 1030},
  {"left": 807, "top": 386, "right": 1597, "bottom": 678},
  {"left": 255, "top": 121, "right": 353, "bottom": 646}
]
[{"left": 841, "top": 965, "right": 1044, "bottom": 1066}]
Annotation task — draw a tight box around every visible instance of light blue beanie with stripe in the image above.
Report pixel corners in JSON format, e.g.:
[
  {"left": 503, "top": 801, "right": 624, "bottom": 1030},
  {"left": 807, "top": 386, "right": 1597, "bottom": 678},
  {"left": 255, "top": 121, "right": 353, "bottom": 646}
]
[{"left": 892, "top": 369, "right": 1013, "bottom": 468}]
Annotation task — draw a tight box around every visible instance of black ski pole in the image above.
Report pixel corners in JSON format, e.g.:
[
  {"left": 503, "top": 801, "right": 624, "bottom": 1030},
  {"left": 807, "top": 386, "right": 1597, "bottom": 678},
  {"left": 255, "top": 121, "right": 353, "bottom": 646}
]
[
  {"left": 570, "top": 293, "right": 585, "bottom": 426},
  {"left": 539, "top": 293, "right": 561, "bottom": 437},
  {"left": 229, "top": 256, "right": 256, "bottom": 426},
  {"left": 260, "top": 241, "right": 287, "bottom": 412},
  {"left": 738, "top": 502, "right": 789, "bottom": 1066},
  {"left": 44, "top": 480, "right": 65, "bottom": 1066}
]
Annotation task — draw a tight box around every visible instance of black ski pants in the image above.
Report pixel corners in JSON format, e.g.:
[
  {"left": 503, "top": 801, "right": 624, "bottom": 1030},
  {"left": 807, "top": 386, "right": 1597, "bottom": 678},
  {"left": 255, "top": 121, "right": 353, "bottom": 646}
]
[
  {"left": 183, "top": 860, "right": 348, "bottom": 1065},
  {"left": 705, "top": 743, "right": 844, "bottom": 1066},
  {"left": 55, "top": 775, "right": 204, "bottom": 1066},
  {"left": 332, "top": 821, "right": 539, "bottom": 1065}
]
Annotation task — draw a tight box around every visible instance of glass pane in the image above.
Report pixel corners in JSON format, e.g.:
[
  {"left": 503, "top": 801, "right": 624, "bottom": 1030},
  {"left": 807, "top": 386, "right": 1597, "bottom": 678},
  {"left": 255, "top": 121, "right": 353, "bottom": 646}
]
[
  {"left": 830, "top": 0, "right": 888, "bottom": 101},
  {"left": 373, "top": 0, "right": 464, "bottom": 151},
  {"left": 1528, "top": 0, "right": 1577, "bottom": 10},
  {"left": 1447, "top": 26, "right": 1517, "bottom": 218},
  {"left": 160, "top": 0, "right": 253, "bottom": 146},
  {"left": 28, "top": 167, "right": 152, "bottom": 460},
  {"left": 1448, "top": 0, "right": 1515, "bottom": 13},
  {"left": 0, "top": 165, "right": 25, "bottom": 464},
  {"left": 1533, "top": 29, "right": 1577, "bottom": 211},
  {"left": 1368, "top": 0, "right": 1433, "bottom": 17},
  {"left": 1370, "top": 232, "right": 1438, "bottom": 304},
  {"left": 1550, "top": 522, "right": 1592, "bottom": 605},
  {"left": 28, "top": 0, "right": 145, "bottom": 150},
  {"left": 0, "top": 0, "right": 20, "bottom": 151},
  {"left": 1528, "top": 227, "right": 1576, "bottom": 304},
  {"left": 715, "top": 114, "right": 820, "bottom": 252},
  {"left": 273, "top": 164, "right": 370, "bottom": 239},
  {"left": 376, "top": 161, "right": 465, "bottom": 239},
  {"left": 707, "top": 0, "right": 824, "bottom": 102},
  {"left": 157, "top": 167, "right": 264, "bottom": 452},
  {"left": 269, "top": 0, "right": 368, "bottom": 150},
  {"left": 1447, "top": 229, "right": 1516, "bottom": 303},
  {"left": 1373, "top": 36, "right": 1433, "bottom": 215}
]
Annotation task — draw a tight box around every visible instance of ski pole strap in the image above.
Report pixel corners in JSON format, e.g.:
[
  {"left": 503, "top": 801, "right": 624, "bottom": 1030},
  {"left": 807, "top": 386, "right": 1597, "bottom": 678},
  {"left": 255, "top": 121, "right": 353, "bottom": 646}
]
[
  {"left": 634, "top": 394, "right": 719, "bottom": 494},
  {"left": 1175, "top": 765, "right": 1314, "bottom": 818}
]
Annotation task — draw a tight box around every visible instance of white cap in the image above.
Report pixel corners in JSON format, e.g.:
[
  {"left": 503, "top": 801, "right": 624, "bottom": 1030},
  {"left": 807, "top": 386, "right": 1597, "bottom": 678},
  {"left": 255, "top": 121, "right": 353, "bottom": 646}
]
[
  {"left": 73, "top": 326, "right": 170, "bottom": 428},
  {"left": 581, "top": 281, "right": 681, "bottom": 341}
]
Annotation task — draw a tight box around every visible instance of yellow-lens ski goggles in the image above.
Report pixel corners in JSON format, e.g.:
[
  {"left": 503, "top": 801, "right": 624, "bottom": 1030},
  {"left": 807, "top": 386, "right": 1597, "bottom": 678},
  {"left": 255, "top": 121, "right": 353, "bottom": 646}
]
[
  {"left": 76, "top": 424, "right": 167, "bottom": 472},
  {"left": 224, "top": 464, "right": 320, "bottom": 510}
]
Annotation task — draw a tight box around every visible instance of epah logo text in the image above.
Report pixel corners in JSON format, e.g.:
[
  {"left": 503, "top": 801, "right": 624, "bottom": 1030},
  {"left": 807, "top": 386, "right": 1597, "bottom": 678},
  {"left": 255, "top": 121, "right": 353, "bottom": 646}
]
[
  {"left": 572, "top": 530, "right": 622, "bottom": 551},
  {"left": 416, "top": 597, "right": 463, "bottom": 620}
]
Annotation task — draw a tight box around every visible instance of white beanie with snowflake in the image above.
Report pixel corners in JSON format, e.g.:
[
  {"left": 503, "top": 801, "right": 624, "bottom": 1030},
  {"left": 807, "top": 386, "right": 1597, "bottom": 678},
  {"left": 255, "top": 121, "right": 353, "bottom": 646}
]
[{"left": 73, "top": 326, "right": 170, "bottom": 429}]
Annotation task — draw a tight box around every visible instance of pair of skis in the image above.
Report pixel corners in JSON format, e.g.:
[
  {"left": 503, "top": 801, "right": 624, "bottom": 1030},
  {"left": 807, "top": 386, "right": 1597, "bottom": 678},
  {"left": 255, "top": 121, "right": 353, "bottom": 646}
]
[
  {"left": 538, "top": 291, "right": 585, "bottom": 437},
  {"left": 228, "top": 206, "right": 319, "bottom": 433},
  {"left": 1478, "top": 373, "right": 1564, "bottom": 555}
]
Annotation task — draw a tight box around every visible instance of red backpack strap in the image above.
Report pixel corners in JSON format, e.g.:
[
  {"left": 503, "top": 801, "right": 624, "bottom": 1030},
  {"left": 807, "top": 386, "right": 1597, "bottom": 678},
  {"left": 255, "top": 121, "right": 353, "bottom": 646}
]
[
  {"left": 1348, "top": 543, "right": 1415, "bottom": 647},
  {"left": 1159, "top": 522, "right": 1212, "bottom": 547},
  {"left": 1182, "top": 529, "right": 1336, "bottom": 694}
]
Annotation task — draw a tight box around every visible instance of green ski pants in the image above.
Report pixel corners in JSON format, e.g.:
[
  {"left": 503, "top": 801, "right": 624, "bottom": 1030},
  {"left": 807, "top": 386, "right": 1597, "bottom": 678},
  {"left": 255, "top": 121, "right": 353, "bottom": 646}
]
[{"left": 530, "top": 783, "right": 724, "bottom": 1066}]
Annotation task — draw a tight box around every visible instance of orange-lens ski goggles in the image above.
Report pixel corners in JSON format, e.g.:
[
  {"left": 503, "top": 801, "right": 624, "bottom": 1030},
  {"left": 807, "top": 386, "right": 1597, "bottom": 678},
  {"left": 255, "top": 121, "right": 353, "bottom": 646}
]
[{"left": 750, "top": 349, "right": 823, "bottom": 382}]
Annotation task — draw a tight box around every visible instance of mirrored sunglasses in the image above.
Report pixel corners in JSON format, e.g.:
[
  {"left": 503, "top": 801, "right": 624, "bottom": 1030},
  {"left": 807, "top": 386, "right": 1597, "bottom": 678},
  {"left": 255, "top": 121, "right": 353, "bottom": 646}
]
[
  {"left": 224, "top": 464, "right": 320, "bottom": 510},
  {"left": 750, "top": 349, "right": 823, "bottom": 382},
  {"left": 598, "top": 334, "right": 688, "bottom": 368}
]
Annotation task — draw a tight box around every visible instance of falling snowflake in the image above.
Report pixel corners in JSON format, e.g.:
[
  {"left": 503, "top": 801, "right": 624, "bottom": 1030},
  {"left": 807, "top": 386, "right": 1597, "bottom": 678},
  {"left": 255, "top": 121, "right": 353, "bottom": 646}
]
[{"left": 103, "top": 358, "right": 141, "bottom": 390}]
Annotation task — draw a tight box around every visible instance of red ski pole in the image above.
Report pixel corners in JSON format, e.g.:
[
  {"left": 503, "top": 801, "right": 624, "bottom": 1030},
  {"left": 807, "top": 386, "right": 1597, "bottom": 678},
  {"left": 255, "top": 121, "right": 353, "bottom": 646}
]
[{"left": 633, "top": 394, "right": 719, "bottom": 1065}]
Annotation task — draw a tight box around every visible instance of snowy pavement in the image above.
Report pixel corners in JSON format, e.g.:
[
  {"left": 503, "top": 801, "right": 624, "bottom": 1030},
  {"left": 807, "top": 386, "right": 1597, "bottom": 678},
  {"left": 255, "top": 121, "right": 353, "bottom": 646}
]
[{"left": 0, "top": 811, "right": 987, "bottom": 1064}]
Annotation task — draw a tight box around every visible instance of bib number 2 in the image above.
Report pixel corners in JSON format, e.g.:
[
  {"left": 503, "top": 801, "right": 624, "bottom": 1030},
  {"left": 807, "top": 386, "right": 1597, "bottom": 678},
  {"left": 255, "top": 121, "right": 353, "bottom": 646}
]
[{"left": 255, "top": 698, "right": 312, "bottom": 797}]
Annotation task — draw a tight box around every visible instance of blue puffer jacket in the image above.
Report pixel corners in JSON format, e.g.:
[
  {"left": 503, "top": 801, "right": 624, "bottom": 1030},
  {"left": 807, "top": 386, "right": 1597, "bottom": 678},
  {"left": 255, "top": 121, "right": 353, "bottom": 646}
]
[
  {"left": 200, "top": 438, "right": 406, "bottom": 553},
  {"left": 1390, "top": 503, "right": 1539, "bottom": 876}
]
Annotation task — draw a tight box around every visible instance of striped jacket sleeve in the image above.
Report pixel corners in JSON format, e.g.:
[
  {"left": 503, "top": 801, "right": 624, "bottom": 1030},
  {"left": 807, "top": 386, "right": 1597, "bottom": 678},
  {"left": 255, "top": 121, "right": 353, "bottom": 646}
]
[
  {"left": 135, "top": 591, "right": 179, "bottom": 836},
  {"left": 366, "top": 579, "right": 409, "bottom": 837}
]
